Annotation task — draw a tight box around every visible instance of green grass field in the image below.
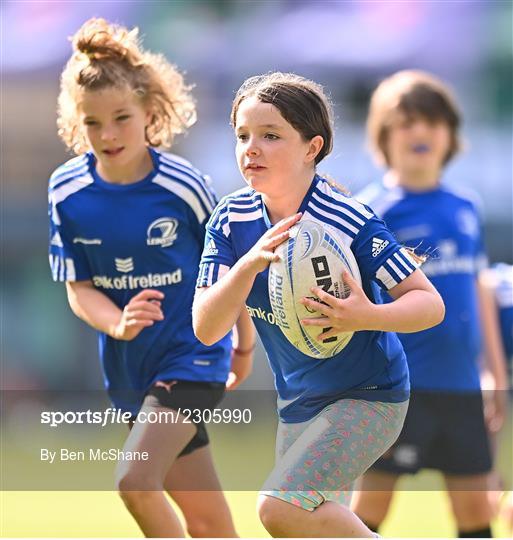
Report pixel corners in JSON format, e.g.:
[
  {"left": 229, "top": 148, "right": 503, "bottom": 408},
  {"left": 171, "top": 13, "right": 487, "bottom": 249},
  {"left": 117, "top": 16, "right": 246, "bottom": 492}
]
[
  {"left": 1, "top": 481, "right": 511, "bottom": 537},
  {"left": 3, "top": 407, "right": 511, "bottom": 537}
]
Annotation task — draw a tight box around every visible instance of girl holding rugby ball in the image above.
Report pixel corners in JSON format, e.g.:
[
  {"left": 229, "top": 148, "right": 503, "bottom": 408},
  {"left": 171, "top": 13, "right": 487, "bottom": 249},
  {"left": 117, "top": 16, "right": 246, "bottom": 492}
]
[{"left": 193, "top": 72, "right": 445, "bottom": 538}]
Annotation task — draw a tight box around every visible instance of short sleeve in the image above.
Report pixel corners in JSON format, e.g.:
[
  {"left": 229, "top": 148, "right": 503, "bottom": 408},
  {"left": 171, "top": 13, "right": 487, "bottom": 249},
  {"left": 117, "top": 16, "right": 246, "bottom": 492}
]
[
  {"left": 352, "top": 216, "right": 421, "bottom": 290},
  {"left": 196, "top": 218, "right": 236, "bottom": 288},
  {"left": 472, "top": 205, "right": 488, "bottom": 273},
  {"left": 188, "top": 173, "right": 220, "bottom": 246},
  {"left": 452, "top": 189, "right": 488, "bottom": 273},
  {"left": 48, "top": 192, "right": 91, "bottom": 282}
]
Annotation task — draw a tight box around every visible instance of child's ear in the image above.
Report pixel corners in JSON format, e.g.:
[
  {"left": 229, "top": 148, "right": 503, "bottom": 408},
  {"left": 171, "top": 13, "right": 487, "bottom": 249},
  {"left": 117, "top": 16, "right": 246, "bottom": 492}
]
[
  {"left": 306, "top": 135, "right": 324, "bottom": 163},
  {"left": 145, "top": 107, "right": 154, "bottom": 127}
]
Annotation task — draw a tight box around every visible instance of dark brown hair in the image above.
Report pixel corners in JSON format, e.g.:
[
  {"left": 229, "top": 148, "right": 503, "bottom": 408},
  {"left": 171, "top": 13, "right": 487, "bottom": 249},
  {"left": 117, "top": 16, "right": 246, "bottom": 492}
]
[
  {"left": 367, "top": 70, "right": 462, "bottom": 166},
  {"left": 230, "top": 72, "right": 334, "bottom": 165}
]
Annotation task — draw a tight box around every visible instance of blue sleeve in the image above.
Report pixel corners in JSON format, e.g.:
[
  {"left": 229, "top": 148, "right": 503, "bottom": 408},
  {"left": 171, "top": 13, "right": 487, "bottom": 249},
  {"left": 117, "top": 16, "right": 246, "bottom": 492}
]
[
  {"left": 454, "top": 192, "right": 488, "bottom": 273},
  {"left": 352, "top": 216, "right": 421, "bottom": 290},
  {"left": 196, "top": 205, "right": 237, "bottom": 288},
  {"left": 48, "top": 190, "right": 91, "bottom": 282},
  {"left": 189, "top": 173, "right": 220, "bottom": 246},
  {"left": 473, "top": 204, "right": 488, "bottom": 273}
]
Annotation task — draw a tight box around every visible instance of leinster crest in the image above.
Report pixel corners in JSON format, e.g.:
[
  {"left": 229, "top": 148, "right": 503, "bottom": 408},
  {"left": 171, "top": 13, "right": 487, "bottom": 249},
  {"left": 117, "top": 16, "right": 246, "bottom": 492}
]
[{"left": 147, "top": 217, "right": 178, "bottom": 248}]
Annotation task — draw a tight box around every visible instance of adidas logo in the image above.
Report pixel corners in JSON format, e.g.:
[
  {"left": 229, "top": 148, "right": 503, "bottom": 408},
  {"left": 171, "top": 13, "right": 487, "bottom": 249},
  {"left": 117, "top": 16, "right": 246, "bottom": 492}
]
[
  {"left": 115, "top": 257, "right": 134, "bottom": 273},
  {"left": 205, "top": 239, "right": 218, "bottom": 256},
  {"left": 372, "top": 237, "right": 389, "bottom": 257}
]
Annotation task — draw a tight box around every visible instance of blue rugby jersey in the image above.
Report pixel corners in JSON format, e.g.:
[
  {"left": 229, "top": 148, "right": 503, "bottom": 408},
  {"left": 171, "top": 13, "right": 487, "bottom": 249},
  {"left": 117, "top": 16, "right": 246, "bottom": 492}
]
[
  {"left": 357, "top": 182, "right": 487, "bottom": 391},
  {"left": 197, "top": 175, "right": 419, "bottom": 422},
  {"left": 48, "top": 148, "right": 232, "bottom": 414},
  {"left": 490, "top": 263, "right": 513, "bottom": 384}
]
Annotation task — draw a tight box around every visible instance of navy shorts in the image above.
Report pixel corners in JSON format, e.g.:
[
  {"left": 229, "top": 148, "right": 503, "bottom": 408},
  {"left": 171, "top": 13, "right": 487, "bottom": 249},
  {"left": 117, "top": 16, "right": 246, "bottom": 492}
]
[
  {"left": 130, "top": 379, "right": 225, "bottom": 457},
  {"left": 371, "top": 391, "right": 492, "bottom": 476}
]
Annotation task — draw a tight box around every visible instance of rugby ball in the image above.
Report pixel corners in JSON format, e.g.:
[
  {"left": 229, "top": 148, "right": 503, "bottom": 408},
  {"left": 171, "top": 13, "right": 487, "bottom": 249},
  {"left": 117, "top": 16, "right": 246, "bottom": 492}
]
[{"left": 268, "top": 219, "right": 361, "bottom": 359}]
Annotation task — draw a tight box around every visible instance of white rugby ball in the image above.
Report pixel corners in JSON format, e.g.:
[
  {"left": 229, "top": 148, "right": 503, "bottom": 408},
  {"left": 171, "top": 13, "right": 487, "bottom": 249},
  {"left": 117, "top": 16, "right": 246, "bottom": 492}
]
[{"left": 268, "top": 219, "right": 362, "bottom": 359}]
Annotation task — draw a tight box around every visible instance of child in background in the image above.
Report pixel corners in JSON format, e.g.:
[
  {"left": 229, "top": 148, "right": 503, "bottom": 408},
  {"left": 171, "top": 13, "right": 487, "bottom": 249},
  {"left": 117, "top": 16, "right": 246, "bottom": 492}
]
[
  {"left": 352, "top": 70, "right": 508, "bottom": 538},
  {"left": 480, "top": 263, "right": 513, "bottom": 534}
]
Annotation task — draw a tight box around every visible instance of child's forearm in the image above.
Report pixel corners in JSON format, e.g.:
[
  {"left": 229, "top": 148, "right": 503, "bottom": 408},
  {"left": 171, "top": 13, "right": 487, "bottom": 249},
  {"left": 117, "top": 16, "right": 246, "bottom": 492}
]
[
  {"left": 477, "top": 277, "right": 509, "bottom": 390},
  {"left": 233, "top": 304, "right": 256, "bottom": 351},
  {"left": 193, "top": 257, "right": 258, "bottom": 346},
  {"left": 371, "top": 289, "right": 445, "bottom": 333},
  {"left": 66, "top": 281, "right": 122, "bottom": 337}
]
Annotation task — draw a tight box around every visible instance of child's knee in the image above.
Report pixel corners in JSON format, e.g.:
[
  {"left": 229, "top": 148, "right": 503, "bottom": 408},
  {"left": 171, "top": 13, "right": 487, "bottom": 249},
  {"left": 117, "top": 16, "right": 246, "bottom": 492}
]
[{"left": 257, "top": 495, "right": 286, "bottom": 535}]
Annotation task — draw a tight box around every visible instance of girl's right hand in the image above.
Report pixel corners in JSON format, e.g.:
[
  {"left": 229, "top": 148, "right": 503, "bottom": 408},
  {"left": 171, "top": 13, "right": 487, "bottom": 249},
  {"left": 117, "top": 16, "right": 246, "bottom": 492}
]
[
  {"left": 242, "top": 213, "right": 302, "bottom": 274},
  {"left": 113, "top": 289, "right": 165, "bottom": 341}
]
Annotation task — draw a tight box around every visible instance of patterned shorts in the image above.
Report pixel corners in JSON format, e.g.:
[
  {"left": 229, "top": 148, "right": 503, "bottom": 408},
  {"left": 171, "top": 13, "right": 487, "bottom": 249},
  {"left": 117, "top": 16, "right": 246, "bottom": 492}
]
[{"left": 260, "top": 398, "right": 409, "bottom": 511}]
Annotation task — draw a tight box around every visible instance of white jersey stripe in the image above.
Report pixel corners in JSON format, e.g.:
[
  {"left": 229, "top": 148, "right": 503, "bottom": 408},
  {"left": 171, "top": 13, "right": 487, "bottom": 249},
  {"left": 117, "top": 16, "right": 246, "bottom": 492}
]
[
  {"left": 215, "top": 203, "right": 262, "bottom": 226},
  {"left": 215, "top": 204, "right": 262, "bottom": 233},
  {"left": 223, "top": 202, "right": 261, "bottom": 211},
  {"left": 398, "top": 248, "right": 418, "bottom": 271},
  {"left": 393, "top": 252, "right": 413, "bottom": 275},
  {"left": 211, "top": 193, "right": 261, "bottom": 225},
  {"left": 212, "top": 188, "right": 260, "bottom": 223},
  {"left": 312, "top": 191, "right": 366, "bottom": 226},
  {"left": 65, "top": 258, "right": 76, "bottom": 281},
  {"left": 159, "top": 155, "right": 217, "bottom": 209},
  {"left": 159, "top": 154, "right": 217, "bottom": 205},
  {"left": 204, "top": 263, "right": 211, "bottom": 284},
  {"left": 308, "top": 200, "right": 360, "bottom": 235},
  {"left": 225, "top": 191, "right": 259, "bottom": 202},
  {"left": 50, "top": 174, "right": 94, "bottom": 204},
  {"left": 387, "top": 258, "right": 406, "bottom": 281},
  {"left": 198, "top": 263, "right": 207, "bottom": 284},
  {"left": 59, "top": 154, "right": 88, "bottom": 169},
  {"left": 58, "top": 256, "right": 65, "bottom": 281},
  {"left": 50, "top": 175, "right": 94, "bottom": 225},
  {"left": 207, "top": 263, "right": 215, "bottom": 286},
  {"left": 49, "top": 255, "right": 58, "bottom": 281},
  {"left": 211, "top": 189, "right": 258, "bottom": 210},
  {"left": 376, "top": 266, "right": 398, "bottom": 289},
  {"left": 217, "top": 208, "right": 264, "bottom": 237},
  {"left": 54, "top": 256, "right": 61, "bottom": 281},
  {"left": 317, "top": 182, "right": 373, "bottom": 219},
  {"left": 228, "top": 208, "right": 264, "bottom": 224},
  {"left": 160, "top": 152, "right": 195, "bottom": 168},
  {"left": 54, "top": 255, "right": 61, "bottom": 281},
  {"left": 197, "top": 263, "right": 222, "bottom": 287},
  {"left": 50, "top": 155, "right": 88, "bottom": 177},
  {"left": 159, "top": 164, "right": 213, "bottom": 213},
  {"left": 153, "top": 174, "right": 207, "bottom": 224},
  {"left": 159, "top": 164, "right": 214, "bottom": 214},
  {"left": 49, "top": 162, "right": 90, "bottom": 189}
]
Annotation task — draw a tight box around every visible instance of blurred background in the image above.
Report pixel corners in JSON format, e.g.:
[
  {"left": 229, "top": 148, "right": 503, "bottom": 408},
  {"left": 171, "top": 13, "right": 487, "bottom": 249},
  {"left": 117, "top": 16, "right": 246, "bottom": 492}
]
[
  {"left": 2, "top": 0, "right": 512, "bottom": 414},
  {"left": 1, "top": 1, "right": 512, "bottom": 536},
  {"left": 2, "top": 0, "right": 511, "bottom": 395}
]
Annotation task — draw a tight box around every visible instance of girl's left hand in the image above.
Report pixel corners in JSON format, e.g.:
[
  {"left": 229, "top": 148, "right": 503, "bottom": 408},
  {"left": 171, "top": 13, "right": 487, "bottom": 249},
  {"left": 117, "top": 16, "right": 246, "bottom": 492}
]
[
  {"left": 226, "top": 348, "right": 254, "bottom": 390},
  {"left": 300, "top": 270, "right": 377, "bottom": 340}
]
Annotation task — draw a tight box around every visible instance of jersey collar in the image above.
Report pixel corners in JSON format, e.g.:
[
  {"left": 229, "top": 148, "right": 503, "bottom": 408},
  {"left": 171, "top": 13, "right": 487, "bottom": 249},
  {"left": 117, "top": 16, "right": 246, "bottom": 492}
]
[
  {"left": 88, "top": 148, "right": 159, "bottom": 190},
  {"left": 260, "top": 174, "right": 321, "bottom": 228}
]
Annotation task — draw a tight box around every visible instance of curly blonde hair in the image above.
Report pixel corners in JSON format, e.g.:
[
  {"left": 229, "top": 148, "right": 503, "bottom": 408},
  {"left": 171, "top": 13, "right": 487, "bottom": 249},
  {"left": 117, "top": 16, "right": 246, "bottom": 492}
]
[{"left": 57, "top": 18, "right": 196, "bottom": 154}]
